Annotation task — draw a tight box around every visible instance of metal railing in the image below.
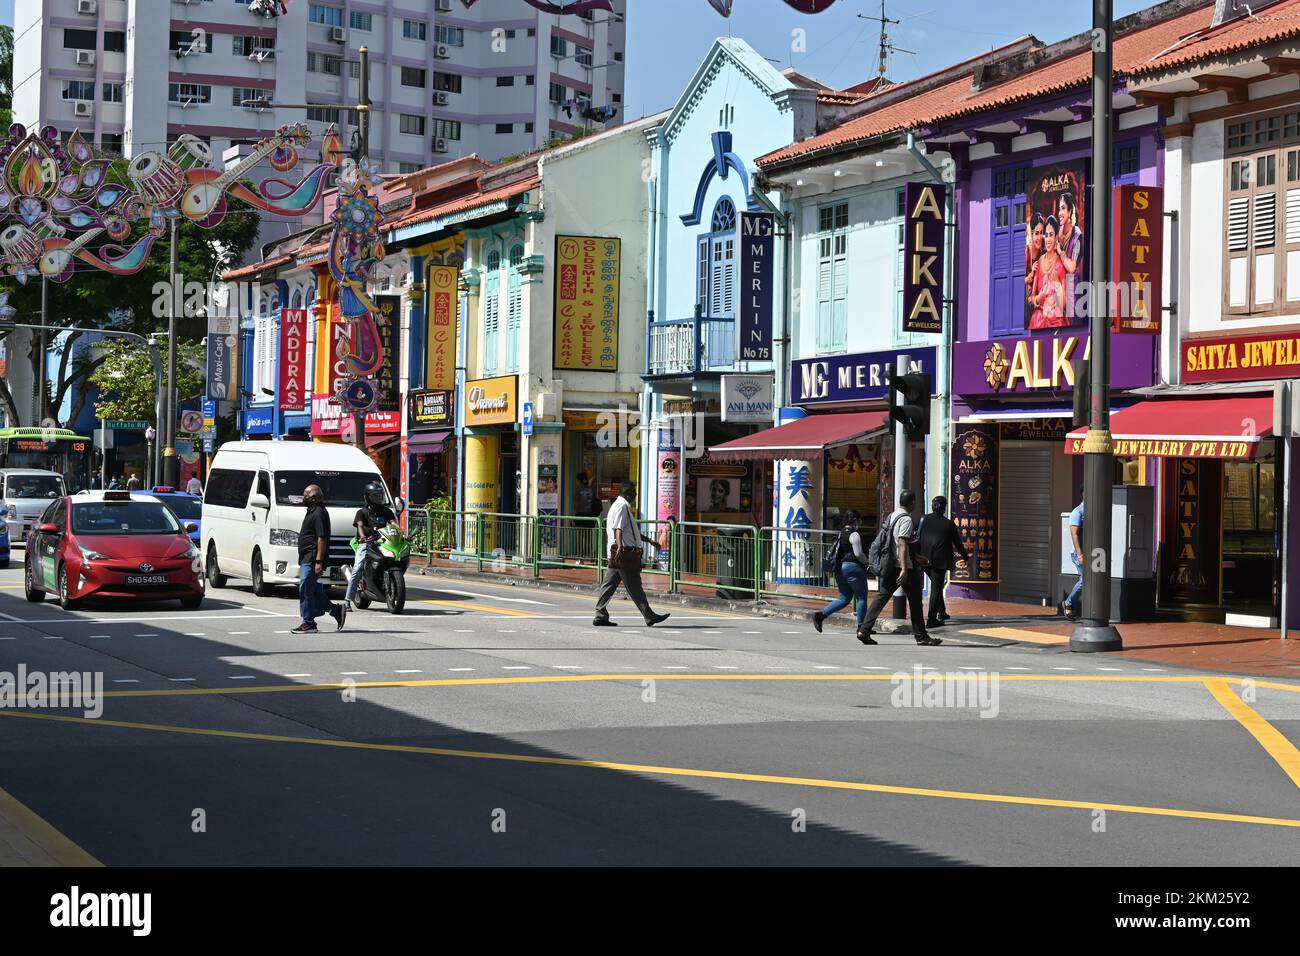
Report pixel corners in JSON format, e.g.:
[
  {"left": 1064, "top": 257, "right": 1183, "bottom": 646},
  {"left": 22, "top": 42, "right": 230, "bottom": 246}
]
[
  {"left": 414, "top": 510, "right": 844, "bottom": 606},
  {"left": 646, "top": 316, "right": 737, "bottom": 375}
]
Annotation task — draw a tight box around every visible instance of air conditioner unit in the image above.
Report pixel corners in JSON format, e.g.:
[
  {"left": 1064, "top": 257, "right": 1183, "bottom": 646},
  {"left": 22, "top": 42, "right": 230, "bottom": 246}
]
[
  {"left": 75, "top": 50, "right": 96, "bottom": 66},
  {"left": 329, "top": 26, "right": 347, "bottom": 43},
  {"left": 434, "top": 0, "right": 451, "bottom": 10},
  {"left": 76, "top": 0, "right": 97, "bottom": 15},
  {"left": 73, "top": 100, "right": 94, "bottom": 118},
  {"left": 434, "top": 91, "right": 449, "bottom": 106},
  {"left": 432, "top": 138, "right": 449, "bottom": 154},
  {"left": 434, "top": 44, "right": 450, "bottom": 59}
]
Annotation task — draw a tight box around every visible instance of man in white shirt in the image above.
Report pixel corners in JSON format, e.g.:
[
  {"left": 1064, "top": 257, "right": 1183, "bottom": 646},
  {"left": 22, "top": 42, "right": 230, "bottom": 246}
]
[
  {"left": 594, "top": 481, "right": 670, "bottom": 628},
  {"left": 186, "top": 475, "right": 203, "bottom": 496}
]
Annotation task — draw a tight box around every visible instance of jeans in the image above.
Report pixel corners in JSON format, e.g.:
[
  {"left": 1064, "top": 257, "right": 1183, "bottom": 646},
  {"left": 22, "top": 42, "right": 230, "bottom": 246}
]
[
  {"left": 344, "top": 546, "right": 368, "bottom": 603},
  {"left": 298, "top": 563, "right": 338, "bottom": 625},
  {"left": 1066, "top": 552, "right": 1084, "bottom": 609},
  {"left": 860, "top": 567, "right": 928, "bottom": 638},
  {"left": 820, "top": 560, "right": 871, "bottom": 628}
]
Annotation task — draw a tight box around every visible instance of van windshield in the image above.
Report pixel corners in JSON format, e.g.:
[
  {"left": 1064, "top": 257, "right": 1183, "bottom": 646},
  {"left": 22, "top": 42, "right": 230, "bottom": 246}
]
[
  {"left": 273, "top": 471, "right": 384, "bottom": 507},
  {"left": 5, "top": 475, "right": 65, "bottom": 499}
]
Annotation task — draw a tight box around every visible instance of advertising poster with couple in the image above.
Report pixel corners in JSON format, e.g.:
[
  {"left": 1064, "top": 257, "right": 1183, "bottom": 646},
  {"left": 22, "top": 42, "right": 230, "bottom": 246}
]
[{"left": 1024, "top": 160, "right": 1087, "bottom": 330}]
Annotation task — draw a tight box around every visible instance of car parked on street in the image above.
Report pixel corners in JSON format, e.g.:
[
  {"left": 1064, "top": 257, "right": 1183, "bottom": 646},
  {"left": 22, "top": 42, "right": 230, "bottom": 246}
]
[{"left": 23, "top": 490, "right": 204, "bottom": 610}]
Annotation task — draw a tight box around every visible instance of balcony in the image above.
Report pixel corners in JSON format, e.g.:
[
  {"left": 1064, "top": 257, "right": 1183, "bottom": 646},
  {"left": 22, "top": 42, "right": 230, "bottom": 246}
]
[{"left": 645, "top": 315, "right": 736, "bottom": 376}]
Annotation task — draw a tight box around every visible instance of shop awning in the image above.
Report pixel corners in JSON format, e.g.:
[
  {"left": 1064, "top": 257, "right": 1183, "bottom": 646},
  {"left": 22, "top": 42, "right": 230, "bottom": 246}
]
[
  {"left": 365, "top": 434, "right": 401, "bottom": 452},
  {"left": 407, "top": 430, "right": 452, "bottom": 452},
  {"left": 1064, "top": 397, "right": 1273, "bottom": 460},
  {"left": 708, "top": 411, "right": 889, "bottom": 461}
]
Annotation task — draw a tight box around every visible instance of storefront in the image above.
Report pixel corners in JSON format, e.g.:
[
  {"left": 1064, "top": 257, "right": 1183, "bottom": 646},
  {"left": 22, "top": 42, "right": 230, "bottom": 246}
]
[
  {"left": 406, "top": 389, "right": 454, "bottom": 507},
  {"left": 461, "top": 374, "right": 518, "bottom": 552},
  {"left": 362, "top": 410, "right": 402, "bottom": 493},
  {"left": 950, "top": 330, "right": 1158, "bottom": 607},
  {"left": 560, "top": 408, "right": 638, "bottom": 520}
]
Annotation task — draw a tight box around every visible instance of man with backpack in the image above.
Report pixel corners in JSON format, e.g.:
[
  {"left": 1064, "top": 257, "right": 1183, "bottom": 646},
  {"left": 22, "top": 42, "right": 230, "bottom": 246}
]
[
  {"left": 812, "top": 510, "right": 871, "bottom": 634},
  {"left": 857, "top": 489, "right": 939, "bottom": 646}
]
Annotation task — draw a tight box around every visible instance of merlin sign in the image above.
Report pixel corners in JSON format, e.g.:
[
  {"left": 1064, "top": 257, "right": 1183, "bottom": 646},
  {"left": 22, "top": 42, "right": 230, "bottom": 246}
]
[{"left": 738, "top": 212, "right": 775, "bottom": 361}]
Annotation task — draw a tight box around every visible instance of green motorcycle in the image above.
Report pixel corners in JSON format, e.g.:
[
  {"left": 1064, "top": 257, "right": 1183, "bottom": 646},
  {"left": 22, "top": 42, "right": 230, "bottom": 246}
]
[{"left": 349, "top": 524, "right": 412, "bottom": 614}]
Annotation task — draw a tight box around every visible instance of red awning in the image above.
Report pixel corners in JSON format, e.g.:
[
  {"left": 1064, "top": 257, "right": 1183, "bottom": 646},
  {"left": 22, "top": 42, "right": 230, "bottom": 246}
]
[
  {"left": 1064, "top": 397, "right": 1273, "bottom": 460},
  {"left": 708, "top": 411, "right": 890, "bottom": 461}
]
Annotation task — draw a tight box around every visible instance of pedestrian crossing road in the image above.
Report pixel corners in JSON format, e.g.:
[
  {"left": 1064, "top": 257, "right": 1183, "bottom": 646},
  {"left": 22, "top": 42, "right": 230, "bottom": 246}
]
[{"left": 0, "top": 566, "right": 1297, "bottom": 866}]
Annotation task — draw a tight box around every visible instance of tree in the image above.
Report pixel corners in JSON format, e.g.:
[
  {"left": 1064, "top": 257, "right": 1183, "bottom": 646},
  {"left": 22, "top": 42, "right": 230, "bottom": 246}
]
[
  {"left": 0, "top": 25, "right": 13, "bottom": 131},
  {"left": 88, "top": 339, "right": 204, "bottom": 424},
  {"left": 0, "top": 154, "right": 261, "bottom": 425}
]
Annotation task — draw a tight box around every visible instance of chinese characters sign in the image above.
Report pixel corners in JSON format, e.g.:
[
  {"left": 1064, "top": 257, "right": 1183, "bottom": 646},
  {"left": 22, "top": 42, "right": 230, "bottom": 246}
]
[
  {"left": 554, "top": 235, "right": 619, "bottom": 371},
  {"left": 1112, "top": 185, "right": 1163, "bottom": 333},
  {"left": 950, "top": 424, "right": 999, "bottom": 584},
  {"left": 902, "top": 182, "right": 946, "bottom": 334},
  {"left": 426, "top": 265, "right": 458, "bottom": 392}
]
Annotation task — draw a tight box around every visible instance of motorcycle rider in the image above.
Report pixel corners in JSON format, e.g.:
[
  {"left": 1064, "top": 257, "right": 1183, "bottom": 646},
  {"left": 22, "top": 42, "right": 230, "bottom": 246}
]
[{"left": 345, "top": 481, "right": 396, "bottom": 610}]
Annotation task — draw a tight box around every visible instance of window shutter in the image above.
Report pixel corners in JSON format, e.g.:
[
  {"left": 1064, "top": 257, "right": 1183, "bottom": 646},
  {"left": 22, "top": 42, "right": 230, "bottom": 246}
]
[
  {"left": 506, "top": 271, "right": 521, "bottom": 372},
  {"left": 1254, "top": 193, "right": 1277, "bottom": 248},
  {"left": 484, "top": 272, "right": 500, "bottom": 373},
  {"left": 990, "top": 197, "right": 1013, "bottom": 335},
  {"left": 1286, "top": 189, "right": 1300, "bottom": 244},
  {"left": 1227, "top": 196, "right": 1250, "bottom": 252},
  {"left": 816, "top": 252, "right": 832, "bottom": 352}
]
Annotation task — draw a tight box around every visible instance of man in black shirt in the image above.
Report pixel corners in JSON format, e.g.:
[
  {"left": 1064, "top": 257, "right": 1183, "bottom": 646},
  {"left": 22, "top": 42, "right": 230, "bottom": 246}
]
[
  {"left": 915, "top": 495, "right": 970, "bottom": 628},
  {"left": 293, "top": 483, "right": 346, "bottom": 633},
  {"left": 344, "top": 481, "right": 395, "bottom": 609}
]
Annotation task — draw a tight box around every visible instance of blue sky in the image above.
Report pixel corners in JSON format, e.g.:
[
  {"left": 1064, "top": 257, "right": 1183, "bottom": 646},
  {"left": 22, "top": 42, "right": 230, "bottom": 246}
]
[
  {"left": 0, "top": 0, "right": 1156, "bottom": 118},
  {"left": 623, "top": 0, "right": 1152, "bottom": 120}
]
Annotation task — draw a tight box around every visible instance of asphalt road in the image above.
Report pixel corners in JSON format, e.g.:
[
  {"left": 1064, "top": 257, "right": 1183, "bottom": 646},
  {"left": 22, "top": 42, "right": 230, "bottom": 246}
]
[{"left": 0, "top": 557, "right": 1297, "bottom": 866}]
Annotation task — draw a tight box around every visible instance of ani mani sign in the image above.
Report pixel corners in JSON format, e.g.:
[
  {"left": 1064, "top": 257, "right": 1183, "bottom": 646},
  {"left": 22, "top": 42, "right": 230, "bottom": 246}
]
[
  {"left": 903, "top": 182, "right": 946, "bottom": 334},
  {"left": 1112, "top": 185, "right": 1163, "bottom": 333}
]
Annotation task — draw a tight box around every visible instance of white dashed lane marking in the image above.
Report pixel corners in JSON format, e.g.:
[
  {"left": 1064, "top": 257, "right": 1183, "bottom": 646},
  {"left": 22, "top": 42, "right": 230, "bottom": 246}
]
[
  {"left": 228, "top": 676, "right": 256, "bottom": 681},
  {"left": 168, "top": 678, "right": 196, "bottom": 683}
]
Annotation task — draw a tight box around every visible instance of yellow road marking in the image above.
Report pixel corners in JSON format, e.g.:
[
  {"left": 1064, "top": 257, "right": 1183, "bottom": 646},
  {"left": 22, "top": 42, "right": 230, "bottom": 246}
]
[
  {"left": 2, "top": 708, "right": 1298, "bottom": 830},
  {"left": 965, "top": 626, "right": 1068, "bottom": 645},
  {"left": 421, "top": 599, "right": 536, "bottom": 617},
  {"left": 74, "top": 671, "right": 1300, "bottom": 699},
  {"left": 1205, "top": 679, "right": 1300, "bottom": 790},
  {"left": 0, "top": 782, "right": 101, "bottom": 866}
]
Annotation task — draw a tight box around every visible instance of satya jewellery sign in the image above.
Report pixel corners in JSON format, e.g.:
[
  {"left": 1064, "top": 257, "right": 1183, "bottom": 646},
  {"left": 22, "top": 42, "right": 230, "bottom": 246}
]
[
  {"left": 1111, "top": 185, "right": 1163, "bottom": 334},
  {"left": 554, "top": 235, "right": 620, "bottom": 372},
  {"left": 902, "top": 182, "right": 946, "bottom": 334},
  {"left": 1182, "top": 329, "right": 1300, "bottom": 384}
]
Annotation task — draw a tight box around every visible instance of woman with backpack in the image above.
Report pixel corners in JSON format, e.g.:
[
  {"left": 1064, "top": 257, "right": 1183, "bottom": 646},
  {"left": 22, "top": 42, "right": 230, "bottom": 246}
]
[{"left": 812, "top": 510, "right": 872, "bottom": 637}]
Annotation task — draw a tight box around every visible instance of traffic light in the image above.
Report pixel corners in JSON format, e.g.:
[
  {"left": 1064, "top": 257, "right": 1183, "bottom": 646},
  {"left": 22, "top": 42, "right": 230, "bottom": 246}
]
[
  {"left": 1072, "top": 358, "right": 1091, "bottom": 429},
  {"left": 889, "top": 371, "right": 931, "bottom": 441}
]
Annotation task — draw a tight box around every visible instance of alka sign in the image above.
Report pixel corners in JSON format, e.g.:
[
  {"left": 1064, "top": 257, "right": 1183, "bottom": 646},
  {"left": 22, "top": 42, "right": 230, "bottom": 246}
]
[
  {"left": 738, "top": 212, "right": 775, "bottom": 361},
  {"left": 902, "top": 182, "right": 946, "bottom": 334}
]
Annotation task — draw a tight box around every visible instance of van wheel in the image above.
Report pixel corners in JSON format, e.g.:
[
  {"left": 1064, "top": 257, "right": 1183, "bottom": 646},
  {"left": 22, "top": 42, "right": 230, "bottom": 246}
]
[
  {"left": 24, "top": 556, "right": 45, "bottom": 603},
  {"left": 206, "top": 544, "right": 228, "bottom": 589},
  {"left": 251, "top": 550, "right": 273, "bottom": 597}
]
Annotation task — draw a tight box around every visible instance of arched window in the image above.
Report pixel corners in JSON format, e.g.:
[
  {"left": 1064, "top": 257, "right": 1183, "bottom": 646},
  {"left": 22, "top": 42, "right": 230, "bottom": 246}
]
[
  {"left": 486, "top": 249, "right": 501, "bottom": 272},
  {"left": 290, "top": 288, "right": 304, "bottom": 309},
  {"left": 711, "top": 196, "right": 737, "bottom": 233},
  {"left": 509, "top": 243, "right": 525, "bottom": 267},
  {"left": 697, "top": 196, "right": 737, "bottom": 318}
]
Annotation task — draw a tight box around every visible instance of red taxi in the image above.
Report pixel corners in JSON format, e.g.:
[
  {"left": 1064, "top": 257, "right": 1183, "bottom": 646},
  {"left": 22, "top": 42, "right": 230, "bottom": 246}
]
[{"left": 23, "top": 491, "right": 204, "bottom": 610}]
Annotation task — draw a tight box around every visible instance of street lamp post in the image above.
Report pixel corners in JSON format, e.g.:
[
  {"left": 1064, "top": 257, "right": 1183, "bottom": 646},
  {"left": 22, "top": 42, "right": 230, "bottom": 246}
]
[
  {"left": 144, "top": 425, "right": 156, "bottom": 487},
  {"left": 162, "top": 218, "right": 181, "bottom": 488},
  {"left": 1071, "top": 0, "right": 1124, "bottom": 653}
]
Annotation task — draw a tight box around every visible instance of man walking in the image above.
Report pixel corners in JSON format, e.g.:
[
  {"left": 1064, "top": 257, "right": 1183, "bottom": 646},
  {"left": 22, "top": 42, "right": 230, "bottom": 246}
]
[
  {"left": 1063, "top": 490, "right": 1085, "bottom": 620},
  {"left": 594, "top": 481, "right": 669, "bottom": 628},
  {"left": 293, "top": 483, "right": 346, "bottom": 634},
  {"left": 915, "top": 496, "right": 970, "bottom": 628},
  {"left": 185, "top": 474, "right": 203, "bottom": 496},
  {"left": 857, "top": 490, "right": 938, "bottom": 646}
]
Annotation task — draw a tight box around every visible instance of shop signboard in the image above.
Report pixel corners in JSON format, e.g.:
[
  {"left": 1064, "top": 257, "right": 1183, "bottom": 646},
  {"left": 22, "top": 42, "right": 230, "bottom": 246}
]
[
  {"left": 737, "top": 213, "right": 775, "bottom": 360},
  {"left": 409, "top": 389, "right": 453, "bottom": 430},
  {"left": 950, "top": 423, "right": 999, "bottom": 584},
  {"left": 426, "top": 266, "right": 458, "bottom": 392},
  {"left": 206, "top": 314, "right": 237, "bottom": 401},
  {"left": 721, "top": 373, "right": 775, "bottom": 423},
  {"left": 792, "top": 347, "right": 936, "bottom": 405},
  {"left": 954, "top": 332, "right": 1155, "bottom": 397},
  {"left": 1111, "top": 185, "right": 1164, "bottom": 334},
  {"left": 1161, "top": 458, "right": 1222, "bottom": 605},
  {"left": 1024, "top": 159, "right": 1088, "bottom": 330},
  {"left": 277, "top": 308, "right": 308, "bottom": 411},
  {"left": 1182, "top": 329, "right": 1300, "bottom": 385},
  {"left": 554, "top": 235, "right": 620, "bottom": 371},
  {"left": 464, "top": 375, "right": 518, "bottom": 427},
  {"left": 372, "top": 295, "right": 402, "bottom": 412},
  {"left": 244, "top": 409, "right": 273, "bottom": 435},
  {"left": 902, "top": 181, "right": 946, "bottom": 334}
]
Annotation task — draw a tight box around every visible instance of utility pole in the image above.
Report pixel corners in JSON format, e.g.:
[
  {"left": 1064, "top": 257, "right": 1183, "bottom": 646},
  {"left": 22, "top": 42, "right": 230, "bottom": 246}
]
[
  {"left": 891, "top": 353, "right": 910, "bottom": 621},
  {"left": 1071, "top": 0, "right": 1123, "bottom": 653},
  {"left": 37, "top": 276, "right": 47, "bottom": 425},
  {"left": 857, "top": 1, "right": 914, "bottom": 85},
  {"left": 351, "top": 45, "right": 372, "bottom": 451},
  {"left": 163, "top": 218, "right": 180, "bottom": 488}
]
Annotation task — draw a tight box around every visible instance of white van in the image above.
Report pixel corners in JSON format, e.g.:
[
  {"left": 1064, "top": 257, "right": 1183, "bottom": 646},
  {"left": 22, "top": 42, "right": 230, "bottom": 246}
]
[{"left": 201, "top": 442, "right": 401, "bottom": 595}]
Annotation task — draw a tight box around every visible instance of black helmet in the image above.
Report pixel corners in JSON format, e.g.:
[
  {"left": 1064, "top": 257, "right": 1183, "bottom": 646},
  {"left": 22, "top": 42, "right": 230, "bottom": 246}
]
[{"left": 363, "top": 481, "right": 387, "bottom": 508}]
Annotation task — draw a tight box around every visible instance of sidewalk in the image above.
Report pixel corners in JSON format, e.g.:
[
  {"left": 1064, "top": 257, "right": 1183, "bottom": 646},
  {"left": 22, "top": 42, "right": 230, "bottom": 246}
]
[{"left": 412, "top": 556, "right": 1300, "bottom": 680}]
